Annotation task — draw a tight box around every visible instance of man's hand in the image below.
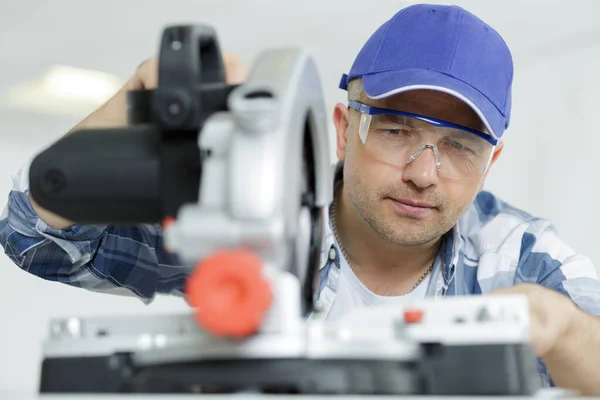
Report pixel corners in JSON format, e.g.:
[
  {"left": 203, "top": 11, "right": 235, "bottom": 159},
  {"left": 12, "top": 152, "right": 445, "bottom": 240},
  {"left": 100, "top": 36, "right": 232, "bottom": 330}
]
[
  {"left": 31, "top": 52, "right": 249, "bottom": 230},
  {"left": 491, "top": 283, "right": 576, "bottom": 358},
  {"left": 493, "top": 283, "right": 600, "bottom": 395},
  {"left": 70, "top": 52, "right": 249, "bottom": 132}
]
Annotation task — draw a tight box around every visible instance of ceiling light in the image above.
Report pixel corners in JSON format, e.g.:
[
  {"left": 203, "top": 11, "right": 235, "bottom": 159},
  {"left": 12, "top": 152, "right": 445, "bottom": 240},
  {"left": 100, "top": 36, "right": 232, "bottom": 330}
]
[{"left": 3, "top": 65, "right": 125, "bottom": 116}]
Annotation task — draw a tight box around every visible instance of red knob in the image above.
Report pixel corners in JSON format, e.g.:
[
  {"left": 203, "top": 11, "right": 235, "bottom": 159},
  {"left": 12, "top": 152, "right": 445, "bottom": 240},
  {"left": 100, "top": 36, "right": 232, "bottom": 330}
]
[{"left": 185, "top": 249, "right": 272, "bottom": 338}]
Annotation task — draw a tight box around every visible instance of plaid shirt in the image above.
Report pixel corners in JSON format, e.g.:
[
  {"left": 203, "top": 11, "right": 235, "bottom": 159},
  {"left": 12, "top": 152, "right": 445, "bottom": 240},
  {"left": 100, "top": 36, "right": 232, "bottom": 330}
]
[{"left": 2, "top": 161, "right": 600, "bottom": 388}]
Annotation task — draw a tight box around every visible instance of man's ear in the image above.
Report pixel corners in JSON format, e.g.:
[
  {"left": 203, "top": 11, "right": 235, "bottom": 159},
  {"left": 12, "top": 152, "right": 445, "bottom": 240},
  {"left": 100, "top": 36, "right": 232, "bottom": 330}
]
[
  {"left": 333, "top": 103, "right": 350, "bottom": 161},
  {"left": 490, "top": 140, "right": 504, "bottom": 165},
  {"left": 479, "top": 140, "right": 504, "bottom": 191}
]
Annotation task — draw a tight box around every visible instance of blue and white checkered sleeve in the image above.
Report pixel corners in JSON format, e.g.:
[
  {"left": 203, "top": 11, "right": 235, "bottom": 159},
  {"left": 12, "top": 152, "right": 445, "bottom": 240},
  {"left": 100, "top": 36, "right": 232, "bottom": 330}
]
[
  {"left": 0, "top": 189, "right": 183, "bottom": 303},
  {"left": 516, "top": 221, "right": 600, "bottom": 317}
]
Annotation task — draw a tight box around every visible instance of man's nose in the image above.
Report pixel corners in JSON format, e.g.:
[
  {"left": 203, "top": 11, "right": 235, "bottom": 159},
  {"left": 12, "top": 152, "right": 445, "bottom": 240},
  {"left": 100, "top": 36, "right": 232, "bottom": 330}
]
[{"left": 401, "top": 145, "right": 440, "bottom": 188}]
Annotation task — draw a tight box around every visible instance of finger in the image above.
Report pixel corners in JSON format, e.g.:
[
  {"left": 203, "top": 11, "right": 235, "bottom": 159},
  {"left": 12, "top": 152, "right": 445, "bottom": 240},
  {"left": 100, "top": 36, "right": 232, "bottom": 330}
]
[
  {"left": 127, "top": 57, "right": 159, "bottom": 91},
  {"left": 136, "top": 57, "right": 159, "bottom": 89},
  {"left": 222, "top": 51, "right": 249, "bottom": 84}
]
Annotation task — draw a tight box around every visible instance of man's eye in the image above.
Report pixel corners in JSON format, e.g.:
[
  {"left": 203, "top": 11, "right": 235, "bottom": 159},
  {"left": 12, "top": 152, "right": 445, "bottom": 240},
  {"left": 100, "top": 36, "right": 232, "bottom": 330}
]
[
  {"left": 448, "top": 140, "right": 476, "bottom": 155},
  {"left": 386, "top": 127, "right": 413, "bottom": 135},
  {"left": 450, "top": 140, "right": 465, "bottom": 150}
]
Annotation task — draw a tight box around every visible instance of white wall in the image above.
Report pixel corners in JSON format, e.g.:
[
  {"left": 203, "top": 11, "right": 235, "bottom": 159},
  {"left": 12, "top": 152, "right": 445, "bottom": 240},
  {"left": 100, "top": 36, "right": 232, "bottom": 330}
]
[
  {"left": 0, "top": 0, "right": 599, "bottom": 394},
  {"left": 485, "top": 43, "right": 600, "bottom": 260}
]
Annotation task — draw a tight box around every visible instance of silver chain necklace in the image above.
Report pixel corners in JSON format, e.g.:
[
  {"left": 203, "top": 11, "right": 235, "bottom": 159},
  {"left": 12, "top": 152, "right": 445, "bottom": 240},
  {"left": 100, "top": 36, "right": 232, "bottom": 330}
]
[{"left": 329, "top": 193, "right": 434, "bottom": 295}]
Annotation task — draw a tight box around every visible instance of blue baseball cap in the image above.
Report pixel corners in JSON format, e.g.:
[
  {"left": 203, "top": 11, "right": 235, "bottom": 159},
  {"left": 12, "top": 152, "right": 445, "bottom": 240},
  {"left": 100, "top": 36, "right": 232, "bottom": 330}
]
[{"left": 339, "top": 4, "right": 514, "bottom": 141}]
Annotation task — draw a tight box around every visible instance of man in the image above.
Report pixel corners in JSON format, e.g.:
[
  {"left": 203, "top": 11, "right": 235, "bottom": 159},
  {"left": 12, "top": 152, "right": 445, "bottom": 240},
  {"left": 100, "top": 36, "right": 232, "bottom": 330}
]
[{"left": 1, "top": 3, "right": 600, "bottom": 395}]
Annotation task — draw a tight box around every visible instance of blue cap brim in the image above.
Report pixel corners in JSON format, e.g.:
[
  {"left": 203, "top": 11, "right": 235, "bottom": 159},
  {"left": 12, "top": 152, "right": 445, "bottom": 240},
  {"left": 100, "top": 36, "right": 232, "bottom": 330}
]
[{"left": 360, "top": 69, "right": 507, "bottom": 140}]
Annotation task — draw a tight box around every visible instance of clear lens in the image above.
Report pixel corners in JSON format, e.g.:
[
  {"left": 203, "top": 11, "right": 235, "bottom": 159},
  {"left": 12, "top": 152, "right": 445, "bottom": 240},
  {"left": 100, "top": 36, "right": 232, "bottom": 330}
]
[{"left": 358, "top": 112, "right": 494, "bottom": 178}]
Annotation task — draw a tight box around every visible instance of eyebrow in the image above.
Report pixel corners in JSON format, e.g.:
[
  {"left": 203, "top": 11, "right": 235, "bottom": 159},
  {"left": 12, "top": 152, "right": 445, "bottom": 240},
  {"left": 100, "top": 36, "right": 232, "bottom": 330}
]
[{"left": 375, "top": 113, "right": 406, "bottom": 123}]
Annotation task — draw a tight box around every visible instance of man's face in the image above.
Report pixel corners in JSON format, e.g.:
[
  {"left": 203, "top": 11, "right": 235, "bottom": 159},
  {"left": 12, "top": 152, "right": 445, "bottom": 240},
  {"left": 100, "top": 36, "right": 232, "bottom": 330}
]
[{"left": 335, "top": 89, "right": 501, "bottom": 246}]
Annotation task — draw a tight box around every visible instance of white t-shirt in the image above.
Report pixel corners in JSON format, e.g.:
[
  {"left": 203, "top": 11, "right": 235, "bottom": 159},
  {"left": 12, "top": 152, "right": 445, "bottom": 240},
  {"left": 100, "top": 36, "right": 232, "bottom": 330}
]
[{"left": 326, "top": 243, "right": 430, "bottom": 322}]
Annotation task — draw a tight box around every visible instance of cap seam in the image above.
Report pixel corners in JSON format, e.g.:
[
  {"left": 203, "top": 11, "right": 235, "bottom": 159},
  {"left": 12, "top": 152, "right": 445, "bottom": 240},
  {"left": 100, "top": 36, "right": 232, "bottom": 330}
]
[
  {"left": 362, "top": 68, "right": 506, "bottom": 117},
  {"left": 368, "top": 8, "right": 409, "bottom": 74},
  {"left": 502, "top": 44, "right": 514, "bottom": 112},
  {"left": 447, "top": 7, "right": 465, "bottom": 72}
]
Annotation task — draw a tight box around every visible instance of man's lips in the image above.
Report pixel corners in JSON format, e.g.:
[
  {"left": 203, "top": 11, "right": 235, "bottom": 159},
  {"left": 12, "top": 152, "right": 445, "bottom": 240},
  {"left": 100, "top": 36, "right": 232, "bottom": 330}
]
[
  {"left": 393, "top": 198, "right": 434, "bottom": 208},
  {"left": 388, "top": 197, "right": 435, "bottom": 216}
]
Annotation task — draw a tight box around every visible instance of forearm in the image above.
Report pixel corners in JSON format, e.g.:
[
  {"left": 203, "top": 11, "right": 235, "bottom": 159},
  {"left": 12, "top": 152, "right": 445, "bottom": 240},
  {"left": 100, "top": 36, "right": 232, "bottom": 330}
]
[
  {"left": 28, "top": 191, "right": 74, "bottom": 230},
  {"left": 543, "top": 308, "right": 600, "bottom": 395},
  {"left": 67, "top": 84, "right": 130, "bottom": 133}
]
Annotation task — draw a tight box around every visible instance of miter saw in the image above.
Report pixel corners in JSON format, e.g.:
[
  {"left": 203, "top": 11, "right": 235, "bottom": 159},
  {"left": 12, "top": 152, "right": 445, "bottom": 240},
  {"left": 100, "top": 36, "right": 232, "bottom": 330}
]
[{"left": 28, "top": 24, "right": 543, "bottom": 396}]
